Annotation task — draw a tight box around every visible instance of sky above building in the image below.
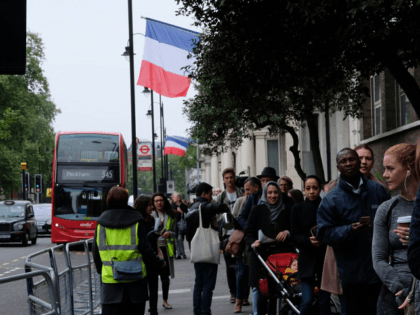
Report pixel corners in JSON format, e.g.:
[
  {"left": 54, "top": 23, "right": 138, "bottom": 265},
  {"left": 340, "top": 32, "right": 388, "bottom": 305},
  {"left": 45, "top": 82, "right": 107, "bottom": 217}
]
[{"left": 27, "top": 0, "right": 200, "bottom": 145}]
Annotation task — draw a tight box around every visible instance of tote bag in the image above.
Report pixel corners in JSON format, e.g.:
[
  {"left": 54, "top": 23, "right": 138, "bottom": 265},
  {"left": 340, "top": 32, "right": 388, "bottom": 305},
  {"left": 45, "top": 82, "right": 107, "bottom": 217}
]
[{"left": 190, "top": 204, "right": 220, "bottom": 264}]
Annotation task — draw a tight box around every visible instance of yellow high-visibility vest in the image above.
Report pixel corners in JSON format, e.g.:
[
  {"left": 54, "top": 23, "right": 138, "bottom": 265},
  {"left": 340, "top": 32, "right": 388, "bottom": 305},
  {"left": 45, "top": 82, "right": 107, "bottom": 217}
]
[{"left": 96, "top": 223, "right": 147, "bottom": 283}]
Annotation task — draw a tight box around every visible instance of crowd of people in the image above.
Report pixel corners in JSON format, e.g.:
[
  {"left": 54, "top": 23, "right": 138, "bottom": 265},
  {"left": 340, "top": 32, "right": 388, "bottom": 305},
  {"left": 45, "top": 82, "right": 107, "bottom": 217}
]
[{"left": 91, "top": 141, "right": 420, "bottom": 315}]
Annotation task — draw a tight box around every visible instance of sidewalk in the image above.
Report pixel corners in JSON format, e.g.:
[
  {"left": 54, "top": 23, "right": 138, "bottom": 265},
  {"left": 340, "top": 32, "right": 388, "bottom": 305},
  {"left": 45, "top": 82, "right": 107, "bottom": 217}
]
[{"left": 150, "top": 247, "right": 253, "bottom": 315}]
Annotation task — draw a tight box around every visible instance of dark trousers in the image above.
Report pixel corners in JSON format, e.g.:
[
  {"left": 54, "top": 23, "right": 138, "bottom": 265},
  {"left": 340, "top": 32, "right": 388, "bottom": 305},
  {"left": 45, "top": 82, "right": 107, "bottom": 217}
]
[
  {"left": 148, "top": 247, "right": 171, "bottom": 315},
  {"left": 193, "top": 263, "right": 218, "bottom": 315},
  {"left": 223, "top": 250, "right": 237, "bottom": 296},
  {"left": 236, "top": 257, "right": 249, "bottom": 300},
  {"left": 102, "top": 288, "right": 145, "bottom": 315},
  {"left": 300, "top": 278, "right": 331, "bottom": 315},
  {"left": 342, "top": 282, "right": 382, "bottom": 315}
]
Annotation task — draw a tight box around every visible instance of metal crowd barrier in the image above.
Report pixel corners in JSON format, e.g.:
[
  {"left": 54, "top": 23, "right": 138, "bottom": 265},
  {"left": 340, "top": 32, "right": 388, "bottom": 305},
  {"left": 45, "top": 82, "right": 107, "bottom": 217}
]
[
  {"left": 0, "top": 270, "right": 59, "bottom": 315},
  {"left": 21, "top": 239, "right": 101, "bottom": 315},
  {"left": 65, "top": 240, "right": 101, "bottom": 315}
]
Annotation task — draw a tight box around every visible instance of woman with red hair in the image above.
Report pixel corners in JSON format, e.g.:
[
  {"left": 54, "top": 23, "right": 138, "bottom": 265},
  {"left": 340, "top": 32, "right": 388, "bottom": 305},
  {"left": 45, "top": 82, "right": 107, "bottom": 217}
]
[{"left": 372, "top": 143, "right": 418, "bottom": 314}]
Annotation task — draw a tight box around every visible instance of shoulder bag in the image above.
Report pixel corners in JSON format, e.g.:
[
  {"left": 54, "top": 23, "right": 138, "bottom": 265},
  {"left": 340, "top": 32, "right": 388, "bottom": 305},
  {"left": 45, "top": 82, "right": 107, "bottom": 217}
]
[
  {"left": 404, "top": 277, "right": 416, "bottom": 315},
  {"left": 177, "top": 216, "right": 188, "bottom": 235},
  {"left": 190, "top": 204, "right": 220, "bottom": 264},
  {"left": 105, "top": 229, "right": 143, "bottom": 281},
  {"left": 225, "top": 229, "right": 245, "bottom": 256}
]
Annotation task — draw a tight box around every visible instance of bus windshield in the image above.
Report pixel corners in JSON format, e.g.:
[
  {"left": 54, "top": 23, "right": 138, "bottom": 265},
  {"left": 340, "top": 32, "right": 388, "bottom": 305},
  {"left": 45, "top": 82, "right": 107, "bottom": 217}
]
[
  {"left": 53, "top": 185, "right": 110, "bottom": 220},
  {"left": 57, "top": 134, "right": 119, "bottom": 163}
]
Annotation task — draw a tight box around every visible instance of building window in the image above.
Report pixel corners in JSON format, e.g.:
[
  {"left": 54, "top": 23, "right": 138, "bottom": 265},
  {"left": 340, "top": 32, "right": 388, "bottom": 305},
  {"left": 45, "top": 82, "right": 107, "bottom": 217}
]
[
  {"left": 400, "top": 88, "right": 411, "bottom": 126},
  {"left": 267, "top": 139, "right": 279, "bottom": 176},
  {"left": 371, "top": 75, "right": 381, "bottom": 135}
]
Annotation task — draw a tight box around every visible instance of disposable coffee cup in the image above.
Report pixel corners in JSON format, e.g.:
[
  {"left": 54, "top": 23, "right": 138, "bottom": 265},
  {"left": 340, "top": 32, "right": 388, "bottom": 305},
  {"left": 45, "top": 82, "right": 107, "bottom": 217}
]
[{"left": 397, "top": 216, "right": 411, "bottom": 228}]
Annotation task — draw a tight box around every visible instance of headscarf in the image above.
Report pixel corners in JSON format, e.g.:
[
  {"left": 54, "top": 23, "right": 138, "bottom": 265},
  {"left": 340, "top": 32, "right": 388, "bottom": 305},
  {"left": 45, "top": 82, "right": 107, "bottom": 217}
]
[{"left": 260, "top": 181, "right": 285, "bottom": 221}]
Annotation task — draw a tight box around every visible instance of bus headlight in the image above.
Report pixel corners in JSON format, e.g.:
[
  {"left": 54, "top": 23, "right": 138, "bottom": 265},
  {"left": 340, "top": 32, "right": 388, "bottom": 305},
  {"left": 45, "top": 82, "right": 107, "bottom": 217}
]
[{"left": 14, "top": 223, "right": 24, "bottom": 231}]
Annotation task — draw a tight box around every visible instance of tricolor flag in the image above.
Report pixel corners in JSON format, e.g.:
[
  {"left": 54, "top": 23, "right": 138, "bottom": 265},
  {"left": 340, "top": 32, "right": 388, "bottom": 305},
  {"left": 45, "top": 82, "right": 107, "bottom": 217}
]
[
  {"left": 137, "top": 18, "right": 200, "bottom": 98},
  {"left": 164, "top": 136, "right": 193, "bottom": 157}
]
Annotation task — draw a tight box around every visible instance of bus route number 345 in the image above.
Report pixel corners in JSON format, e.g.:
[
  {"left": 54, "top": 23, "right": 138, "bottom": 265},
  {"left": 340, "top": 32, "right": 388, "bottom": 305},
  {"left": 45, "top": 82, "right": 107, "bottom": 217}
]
[{"left": 102, "top": 170, "right": 113, "bottom": 179}]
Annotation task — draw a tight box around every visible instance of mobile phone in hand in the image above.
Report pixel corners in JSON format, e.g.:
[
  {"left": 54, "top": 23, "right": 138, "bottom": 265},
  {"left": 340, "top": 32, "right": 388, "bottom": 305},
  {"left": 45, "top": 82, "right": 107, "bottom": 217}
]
[
  {"left": 310, "top": 225, "right": 318, "bottom": 237},
  {"left": 360, "top": 216, "right": 371, "bottom": 226}
]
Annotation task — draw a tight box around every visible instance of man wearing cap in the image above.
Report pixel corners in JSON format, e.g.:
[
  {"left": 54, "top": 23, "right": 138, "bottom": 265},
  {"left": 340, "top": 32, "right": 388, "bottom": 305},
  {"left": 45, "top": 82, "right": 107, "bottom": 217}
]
[{"left": 238, "top": 167, "right": 293, "bottom": 315}]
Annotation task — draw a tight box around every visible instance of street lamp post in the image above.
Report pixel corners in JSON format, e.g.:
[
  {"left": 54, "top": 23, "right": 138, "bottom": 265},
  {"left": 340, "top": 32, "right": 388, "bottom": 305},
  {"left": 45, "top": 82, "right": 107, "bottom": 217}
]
[
  {"left": 144, "top": 88, "right": 157, "bottom": 192},
  {"left": 126, "top": 0, "right": 138, "bottom": 199}
]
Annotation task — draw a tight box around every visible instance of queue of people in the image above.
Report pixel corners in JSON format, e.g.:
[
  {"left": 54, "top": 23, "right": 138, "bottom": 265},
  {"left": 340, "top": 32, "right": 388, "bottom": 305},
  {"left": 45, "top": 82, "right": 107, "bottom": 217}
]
[{"left": 92, "top": 140, "right": 420, "bottom": 315}]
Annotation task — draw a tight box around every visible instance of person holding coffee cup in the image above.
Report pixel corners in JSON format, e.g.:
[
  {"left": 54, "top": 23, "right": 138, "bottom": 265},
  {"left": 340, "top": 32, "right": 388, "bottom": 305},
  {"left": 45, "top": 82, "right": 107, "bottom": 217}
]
[{"left": 372, "top": 143, "right": 418, "bottom": 315}]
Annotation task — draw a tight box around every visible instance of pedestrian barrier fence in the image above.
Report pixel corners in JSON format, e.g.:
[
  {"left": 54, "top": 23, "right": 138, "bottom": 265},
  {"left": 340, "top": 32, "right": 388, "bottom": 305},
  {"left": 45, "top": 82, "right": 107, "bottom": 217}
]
[{"left": 0, "top": 239, "right": 101, "bottom": 315}]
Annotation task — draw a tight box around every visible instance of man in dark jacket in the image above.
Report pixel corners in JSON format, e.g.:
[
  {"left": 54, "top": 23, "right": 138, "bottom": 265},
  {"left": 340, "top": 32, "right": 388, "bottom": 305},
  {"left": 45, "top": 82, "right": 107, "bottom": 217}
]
[
  {"left": 317, "top": 148, "right": 389, "bottom": 315},
  {"left": 185, "top": 182, "right": 229, "bottom": 315},
  {"left": 172, "top": 192, "right": 189, "bottom": 259},
  {"left": 92, "top": 186, "right": 165, "bottom": 315}
]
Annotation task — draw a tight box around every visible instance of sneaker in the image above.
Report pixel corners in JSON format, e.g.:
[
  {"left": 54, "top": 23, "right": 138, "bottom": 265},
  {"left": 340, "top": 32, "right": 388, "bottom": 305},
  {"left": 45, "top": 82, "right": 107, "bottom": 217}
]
[
  {"left": 175, "top": 255, "right": 181, "bottom": 260},
  {"left": 182, "top": 254, "right": 187, "bottom": 259},
  {"left": 230, "top": 294, "right": 236, "bottom": 303},
  {"left": 242, "top": 299, "right": 250, "bottom": 306}
]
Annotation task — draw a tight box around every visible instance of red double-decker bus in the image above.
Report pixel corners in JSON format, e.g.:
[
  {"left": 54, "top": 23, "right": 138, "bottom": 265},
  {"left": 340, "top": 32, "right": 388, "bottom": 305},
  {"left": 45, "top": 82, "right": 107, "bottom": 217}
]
[{"left": 51, "top": 132, "right": 128, "bottom": 244}]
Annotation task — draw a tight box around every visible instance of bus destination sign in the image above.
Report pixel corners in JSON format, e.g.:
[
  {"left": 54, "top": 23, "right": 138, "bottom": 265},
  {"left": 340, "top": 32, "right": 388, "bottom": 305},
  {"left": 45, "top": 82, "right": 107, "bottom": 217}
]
[{"left": 61, "top": 168, "right": 114, "bottom": 181}]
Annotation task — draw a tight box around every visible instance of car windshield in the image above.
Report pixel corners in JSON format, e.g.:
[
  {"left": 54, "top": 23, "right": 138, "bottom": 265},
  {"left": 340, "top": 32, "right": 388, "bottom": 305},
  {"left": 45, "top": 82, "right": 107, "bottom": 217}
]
[
  {"left": 0, "top": 205, "right": 26, "bottom": 217},
  {"left": 54, "top": 185, "right": 110, "bottom": 220},
  {"left": 33, "top": 205, "right": 51, "bottom": 218}
]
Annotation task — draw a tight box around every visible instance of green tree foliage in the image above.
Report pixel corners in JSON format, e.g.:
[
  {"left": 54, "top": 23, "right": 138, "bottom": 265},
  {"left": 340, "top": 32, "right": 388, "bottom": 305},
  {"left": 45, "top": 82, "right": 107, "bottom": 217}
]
[
  {"left": 177, "top": 0, "right": 420, "bottom": 116},
  {"left": 0, "top": 32, "right": 58, "bottom": 199},
  {"left": 176, "top": 0, "right": 372, "bottom": 182},
  {"left": 128, "top": 150, "right": 196, "bottom": 198}
]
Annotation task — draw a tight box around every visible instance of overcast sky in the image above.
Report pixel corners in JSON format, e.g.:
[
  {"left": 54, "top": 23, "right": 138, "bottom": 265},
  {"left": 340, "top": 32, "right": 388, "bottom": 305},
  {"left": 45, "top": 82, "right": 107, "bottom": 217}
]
[{"left": 27, "top": 0, "right": 200, "bottom": 146}]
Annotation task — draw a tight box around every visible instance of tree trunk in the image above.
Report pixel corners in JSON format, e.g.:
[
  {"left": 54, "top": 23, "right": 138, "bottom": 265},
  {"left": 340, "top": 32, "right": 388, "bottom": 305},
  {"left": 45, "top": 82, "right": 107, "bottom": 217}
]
[
  {"left": 306, "top": 112, "right": 326, "bottom": 184},
  {"left": 381, "top": 53, "right": 420, "bottom": 119},
  {"left": 282, "top": 124, "right": 307, "bottom": 181}
]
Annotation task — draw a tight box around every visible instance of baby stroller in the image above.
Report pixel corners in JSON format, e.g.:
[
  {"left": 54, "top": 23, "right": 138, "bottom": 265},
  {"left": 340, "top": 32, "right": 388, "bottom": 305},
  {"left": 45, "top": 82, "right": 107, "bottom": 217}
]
[{"left": 254, "top": 247, "right": 340, "bottom": 315}]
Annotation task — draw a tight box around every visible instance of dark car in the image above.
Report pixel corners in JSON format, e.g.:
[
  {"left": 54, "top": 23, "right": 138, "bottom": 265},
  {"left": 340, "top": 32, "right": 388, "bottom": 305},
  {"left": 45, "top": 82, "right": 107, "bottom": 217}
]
[
  {"left": 33, "top": 203, "right": 51, "bottom": 235},
  {"left": 0, "top": 200, "right": 37, "bottom": 246}
]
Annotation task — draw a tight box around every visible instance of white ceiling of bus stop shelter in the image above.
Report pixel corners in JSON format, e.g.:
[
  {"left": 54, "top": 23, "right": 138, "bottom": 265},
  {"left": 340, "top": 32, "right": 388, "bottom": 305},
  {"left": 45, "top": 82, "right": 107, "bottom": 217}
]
[{"left": 27, "top": 0, "right": 201, "bottom": 146}]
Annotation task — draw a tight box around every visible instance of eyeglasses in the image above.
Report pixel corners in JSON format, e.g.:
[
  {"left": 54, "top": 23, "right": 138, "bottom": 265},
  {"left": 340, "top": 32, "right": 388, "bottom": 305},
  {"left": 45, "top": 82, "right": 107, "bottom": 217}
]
[{"left": 154, "top": 199, "right": 165, "bottom": 203}]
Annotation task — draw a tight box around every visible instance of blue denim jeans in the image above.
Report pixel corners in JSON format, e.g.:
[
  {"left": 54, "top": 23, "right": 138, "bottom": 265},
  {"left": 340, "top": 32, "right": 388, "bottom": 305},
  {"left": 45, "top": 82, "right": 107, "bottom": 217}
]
[
  {"left": 251, "top": 287, "right": 259, "bottom": 315},
  {"left": 300, "top": 278, "right": 331, "bottom": 315},
  {"left": 175, "top": 233, "right": 185, "bottom": 256},
  {"left": 236, "top": 257, "right": 249, "bottom": 300},
  {"left": 193, "top": 263, "right": 218, "bottom": 315}
]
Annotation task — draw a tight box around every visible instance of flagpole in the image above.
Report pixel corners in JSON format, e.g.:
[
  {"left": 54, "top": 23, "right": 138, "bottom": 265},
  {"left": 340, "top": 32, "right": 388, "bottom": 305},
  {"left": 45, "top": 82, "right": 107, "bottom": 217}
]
[
  {"left": 151, "top": 90, "right": 157, "bottom": 192},
  {"left": 127, "top": 0, "right": 138, "bottom": 199},
  {"left": 160, "top": 95, "right": 164, "bottom": 179}
]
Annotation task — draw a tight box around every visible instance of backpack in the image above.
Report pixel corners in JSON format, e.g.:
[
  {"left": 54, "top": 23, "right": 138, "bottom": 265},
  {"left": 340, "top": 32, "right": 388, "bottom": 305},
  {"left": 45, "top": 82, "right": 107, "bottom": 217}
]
[{"left": 224, "top": 229, "right": 245, "bottom": 256}]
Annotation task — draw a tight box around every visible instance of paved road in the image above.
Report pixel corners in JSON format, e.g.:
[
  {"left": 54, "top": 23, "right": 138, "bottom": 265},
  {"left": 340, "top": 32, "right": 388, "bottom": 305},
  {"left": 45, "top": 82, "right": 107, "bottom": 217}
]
[
  {"left": 146, "top": 247, "right": 253, "bottom": 315},
  {"left": 0, "top": 235, "right": 89, "bottom": 315},
  {"left": 0, "top": 237, "right": 251, "bottom": 315}
]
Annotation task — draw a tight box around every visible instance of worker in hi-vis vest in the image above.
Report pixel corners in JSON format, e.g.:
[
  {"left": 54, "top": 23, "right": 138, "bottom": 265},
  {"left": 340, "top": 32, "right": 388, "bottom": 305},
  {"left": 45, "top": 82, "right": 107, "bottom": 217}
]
[
  {"left": 93, "top": 186, "right": 165, "bottom": 315},
  {"left": 148, "top": 192, "right": 177, "bottom": 312}
]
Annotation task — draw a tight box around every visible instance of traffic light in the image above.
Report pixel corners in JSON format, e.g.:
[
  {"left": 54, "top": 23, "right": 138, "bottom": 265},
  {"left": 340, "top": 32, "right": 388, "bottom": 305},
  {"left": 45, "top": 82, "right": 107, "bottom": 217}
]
[
  {"left": 35, "top": 174, "right": 42, "bottom": 193},
  {"left": 25, "top": 172, "right": 30, "bottom": 192}
]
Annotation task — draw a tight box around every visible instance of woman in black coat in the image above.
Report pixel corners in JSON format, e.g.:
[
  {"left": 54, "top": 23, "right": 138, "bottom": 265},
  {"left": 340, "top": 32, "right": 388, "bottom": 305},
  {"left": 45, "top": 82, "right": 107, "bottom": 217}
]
[
  {"left": 290, "top": 176, "right": 329, "bottom": 315},
  {"left": 244, "top": 181, "right": 294, "bottom": 315}
]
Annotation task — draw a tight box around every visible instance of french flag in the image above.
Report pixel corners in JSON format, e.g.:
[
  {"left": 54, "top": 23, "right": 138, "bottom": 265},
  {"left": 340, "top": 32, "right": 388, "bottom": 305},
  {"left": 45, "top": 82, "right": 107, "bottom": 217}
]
[
  {"left": 137, "top": 18, "right": 200, "bottom": 98},
  {"left": 164, "top": 136, "right": 192, "bottom": 157}
]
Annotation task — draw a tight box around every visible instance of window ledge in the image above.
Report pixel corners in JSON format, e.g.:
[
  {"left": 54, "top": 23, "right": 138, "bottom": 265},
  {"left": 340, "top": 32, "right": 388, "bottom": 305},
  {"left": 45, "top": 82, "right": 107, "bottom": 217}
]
[{"left": 361, "top": 120, "right": 420, "bottom": 144}]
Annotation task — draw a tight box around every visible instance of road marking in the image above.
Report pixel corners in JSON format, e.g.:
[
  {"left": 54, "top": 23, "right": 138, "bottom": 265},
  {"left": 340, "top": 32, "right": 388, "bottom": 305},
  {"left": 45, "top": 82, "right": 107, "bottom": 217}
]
[
  {"left": 212, "top": 295, "right": 231, "bottom": 300},
  {"left": 12, "top": 259, "right": 19, "bottom": 262},
  {"left": 158, "top": 289, "right": 191, "bottom": 295},
  {"left": 2, "top": 263, "right": 9, "bottom": 266},
  {"left": 21, "top": 256, "right": 26, "bottom": 259}
]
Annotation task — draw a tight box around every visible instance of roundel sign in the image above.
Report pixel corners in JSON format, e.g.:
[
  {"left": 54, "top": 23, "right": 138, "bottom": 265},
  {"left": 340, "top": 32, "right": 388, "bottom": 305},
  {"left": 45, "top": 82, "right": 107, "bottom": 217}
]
[{"left": 139, "top": 145, "right": 150, "bottom": 155}]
